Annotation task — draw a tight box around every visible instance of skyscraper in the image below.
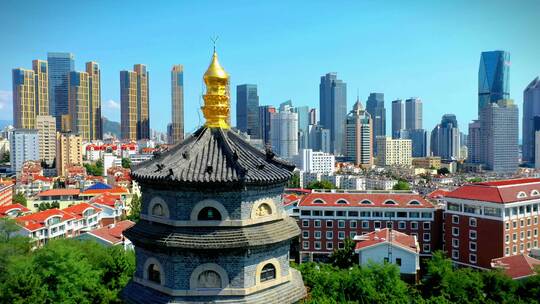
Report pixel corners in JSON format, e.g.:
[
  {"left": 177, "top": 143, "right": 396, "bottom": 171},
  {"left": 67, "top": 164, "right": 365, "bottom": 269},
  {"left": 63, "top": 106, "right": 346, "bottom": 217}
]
[
  {"left": 480, "top": 100, "right": 518, "bottom": 173},
  {"left": 121, "top": 64, "right": 150, "bottom": 140},
  {"left": 399, "top": 129, "right": 429, "bottom": 158},
  {"left": 47, "top": 52, "right": 74, "bottom": 129},
  {"left": 295, "top": 105, "right": 310, "bottom": 149},
  {"left": 430, "top": 114, "right": 461, "bottom": 160},
  {"left": 391, "top": 99, "right": 404, "bottom": 138},
  {"left": 56, "top": 131, "right": 82, "bottom": 177},
  {"left": 32, "top": 60, "right": 49, "bottom": 116},
  {"left": 309, "top": 108, "right": 317, "bottom": 125},
  {"left": 10, "top": 129, "right": 39, "bottom": 175},
  {"left": 86, "top": 62, "right": 102, "bottom": 140},
  {"left": 12, "top": 68, "right": 36, "bottom": 129},
  {"left": 68, "top": 71, "right": 90, "bottom": 140},
  {"left": 236, "top": 84, "right": 259, "bottom": 137},
  {"left": 467, "top": 120, "right": 481, "bottom": 164},
  {"left": 365, "top": 93, "right": 385, "bottom": 154},
  {"left": 171, "top": 65, "right": 184, "bottom": 144},
  {"left": 344, "top": 99, "right": 373, "bottom": 167},
  {"left": 270, "top": 106, "right": 298, "bottom": 158},
  {"left": 319, "top": 73, "right": 347, "bottom": 155},
  {"left": 405, "top": 97, "right": 422, "bottom": 130},
  {"left": 36, "top": 115, "right": 56, "bottom": 166},
  {"left": 478, "top": 50, "right": 510, "bottom": 114},
  {"left": 522, "top": 77, "right": 540, "bottom": 165},
  {"left": 258, "top": 105, "right": 275, "bottom": 146}
]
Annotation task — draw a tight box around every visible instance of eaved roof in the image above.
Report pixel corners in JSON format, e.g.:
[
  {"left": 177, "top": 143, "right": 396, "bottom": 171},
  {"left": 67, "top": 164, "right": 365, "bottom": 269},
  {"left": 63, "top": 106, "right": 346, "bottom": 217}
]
[
  {"left": 354, "top": 228, "right": 419, "bottom": 254},
  {"left": 16, "top": 209, "right": 76, "bottom": 231},
  {"left": 445, "top": 178, "right": 540, "bottom": 204},
  {"left": 491, "top": 254, "right": 540, "bottom": 279},
  {"left": 283, "top": 194, "right": 302, "bottom": 206},
  {"left": 0, "top": 203, "right": 30, "bottom": 216},
  {"left": 131, "top": 127, "right": 295, "bottom": 187},
  {"left": 299, "top": 191, "right": 434, "bottom": 209},
  {"left": 427, "top": 189, "right": 450, "bottom": 200},
  {"left": 85, "top": 182, "right": 112, "bottom": 191},
  {"left": 62, "top": 202, "right": 101, "bottom": 216},
  {"left": 80, "top": 186, "right": 128, "bottom": 196},
  {"left": 38, "top": 188, "right": 80, "bottom": 197},
  {"left": 86, "top": 220, "right": 135, "bottom": 245},
  {"left": 91, "top": 193, "right": 121, "bottom": 207}
]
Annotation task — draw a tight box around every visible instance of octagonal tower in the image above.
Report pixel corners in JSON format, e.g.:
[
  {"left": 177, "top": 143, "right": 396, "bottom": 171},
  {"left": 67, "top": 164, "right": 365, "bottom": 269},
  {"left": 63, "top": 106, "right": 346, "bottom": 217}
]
[{"left": 122, "top": 50, "right": 306, "bottom": 303}]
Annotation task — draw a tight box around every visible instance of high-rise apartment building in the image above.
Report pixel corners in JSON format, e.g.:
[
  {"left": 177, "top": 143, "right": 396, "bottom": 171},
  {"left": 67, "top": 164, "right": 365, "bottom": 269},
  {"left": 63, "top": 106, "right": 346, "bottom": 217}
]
[
  {"left": 10, "top": 129, "right": 39, "bottom": 175},
  {"left": 405, "top": 97, "right": 423, "bottom": 130},
  {"left": 68, "top": 71, "right": 90, "bottom": 140},
  {"left": 32, "top": 60, "right": 49, "bottom": 116},
  {"left": 319, "top": 73, "right": 347, "bottom": 155},
  {"left": 258, "top": 105, "right": 275, "bottom": 146},
  {"left": 479, "top": 100, "right": 518, "bottom": 173},
  {"left": 294, "top": 149, "right": 335, "bottom": 174},
  {"left": 375, "top": 136, "right": 412, "bottom": 167},
  {"left": 399, "top": 129, "right": 429, "bottom": 158},
  {"left": 12, "top": 68, "right": 36, "bottom": 129},
  {"left": 522, "top": 77, "right": 540, "bottom": 165},
  {"left": 121, "top": 64, "right": 150, "bottom": 140},
  {"left": 86, "top": 62, "right": 102, "bottom": 140},
  {"left": 236, "top": 84, "right": 260, "bottom": 137},
  {"left": 295, "top": 106, "right": 310, "bottom": 150},
  {"left": 270, "top": 107, "right": 298, "bottom": 158},
  {"left": 344, "top": 100, "right": 373, "bottom": 167},
  {"left": 56, "top": 131, "right": 82, "bottom": 177},
  {"left": 467, "top": 120, "right": 481, "bottom": 164},
  {"left": 365, "top": 93, "right": 385, "bottom": 155},
  {"left": 309, "top": 108, "right": 317, "bottom": 125},
  {"left": 431, "top": 114, "right": 461, "bottom": 160},
  {"left": 478, "top": 50, "right": 510, "bottom": 114},
  {"left": 47, "top": 52, "right": 75, "bottom": 129},
  {"left": 391, "top": 99, "right": 405, "bottom": 138},
  {"left": 36, "top": 115, "right": 56, "bottom": 166},
  {"left": 171, "top": 65, "right": 184, "bottom": 144}
]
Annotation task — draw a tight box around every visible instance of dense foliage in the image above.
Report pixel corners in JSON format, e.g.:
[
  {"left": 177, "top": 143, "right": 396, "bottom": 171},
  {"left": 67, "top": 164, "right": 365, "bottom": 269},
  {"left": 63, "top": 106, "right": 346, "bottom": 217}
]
[
  {"left": 37, "top": 201, "right": 60, "bottom": 211},
  {"left": 296, "top": 251, "right": 540, "bottom": 304},
  {"left": 127, "top": 194, "right": 141, "bottom": 222},
  {"left": 0, "top": 223, "right": 135, "bottom": 304},
  {"left": 84, "top": 159, "right": 104, "bottom": 176},
  {"left": 12, "top": 192, "right": 27, "bottom": 206},
  {"left": 306, "top": 180, "right": 335, "bottom": 190},
  {"left": 392, "top": 179, "right": 411, "bottom": 190},
  {"left": 288, "top": 171, "right": 300, "bottom": 188},
  {"left": 121, "top": 158, "right": 132, "bottom": 169}
]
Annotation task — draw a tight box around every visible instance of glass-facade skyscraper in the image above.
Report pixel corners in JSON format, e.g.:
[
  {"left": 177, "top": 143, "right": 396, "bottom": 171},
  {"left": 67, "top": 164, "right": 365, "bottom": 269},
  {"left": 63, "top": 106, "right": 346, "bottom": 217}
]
[
  {"left": 236, "top": 84, "right": 259, "bottom": 137},
  {"left": 120, "top": 64, "right": 150, "bottom": 140},
  {"left": 365, "top": 93, "right": 385, "bottom": 155},
  {"left": 319, "top": 73, "right": 347, "bottom": 155},
  {"left": 405, "top": 97, "right": 422, "bottom": 130},
  {"left": 171, "top": 65, "right": 184, "bottom": 144},
  {"left": 391, "top": 99, "right": 404, "bottom": 138},
  {"left": 431, "top": 114, "right": 461, "bottom": 160},
  {"left": 522, "top": 77, "right": 540, "bottom": 165},
  {"left": 478, "top": 50, "right": 510, "bottom": 114},
  {"left": 47, "top": 52, "right": 74, "bottom": 129}
]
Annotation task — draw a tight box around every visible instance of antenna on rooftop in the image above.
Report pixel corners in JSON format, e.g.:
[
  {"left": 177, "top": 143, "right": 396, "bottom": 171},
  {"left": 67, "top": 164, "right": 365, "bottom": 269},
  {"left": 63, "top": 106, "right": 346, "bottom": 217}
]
[{"left": 211, "top": 35, "right": 219, "bottom": 52}]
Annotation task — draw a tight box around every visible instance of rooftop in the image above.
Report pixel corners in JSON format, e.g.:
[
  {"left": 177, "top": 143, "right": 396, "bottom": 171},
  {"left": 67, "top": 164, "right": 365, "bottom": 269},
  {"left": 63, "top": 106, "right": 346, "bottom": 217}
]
[
  {"left": 491, "top": 254, "right": 540, "bottom": 279},
  {"left": 445, "top": 178, "right": 540, "bottom": 204},
  {"left": 354, "top": 228, "right": 418, "bottom": 253},
  {"left": 299, "top": 191, "right": 435, "bottom": 209},
  {"left": 38, "top": 189, "right": 80, "bottom": 197},
  {"left": 86, "top": 220, "right": 135, "bottom": 245}
]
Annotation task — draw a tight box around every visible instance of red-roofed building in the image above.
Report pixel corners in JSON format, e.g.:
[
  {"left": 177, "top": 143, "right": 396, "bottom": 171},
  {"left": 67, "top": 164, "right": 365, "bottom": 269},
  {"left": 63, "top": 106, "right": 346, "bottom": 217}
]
[
  {"left": 16, "top": 175, "right": 53, "bottom": 196},
  {"left": 0, "top": 203, "right": 30, "bottom": 218},
  {"left": 15, "top": 208, "right": 81, "bottom": 246},
  {"left": 80, "top": 186, "right": 128, "bottom": 198},
  {"left": 79, "top": 220, "right": 135, "bottom": 250},
  {"left": 0, "top": 182, "right": 13, "bottom": 206},
  {"left": 90, "top": 193, "right": 126, "bottom": 225},
  {"left": 354, "top": 228, "right": 420, "bottom": 280},
  {"left": 106, "top": 166, "right": 131, "bottom": 188},
  {"left": 491, "top": 254, "right": 540, "bottom": 280},
  {"left": 443, "top": 178, "right": 540, "bottom": 269},
  {"left": 298, "top": 190, "right": 443, "bottom": 262},
  {"left": 62, "top": 203, "right": 102, "bottom": 231}
]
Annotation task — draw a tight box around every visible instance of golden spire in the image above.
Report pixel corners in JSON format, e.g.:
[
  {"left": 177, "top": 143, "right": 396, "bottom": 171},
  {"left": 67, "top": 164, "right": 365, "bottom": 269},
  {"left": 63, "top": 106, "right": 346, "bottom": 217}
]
[{"left": 202, "top": 47, "right": 230, "bottom": 129}]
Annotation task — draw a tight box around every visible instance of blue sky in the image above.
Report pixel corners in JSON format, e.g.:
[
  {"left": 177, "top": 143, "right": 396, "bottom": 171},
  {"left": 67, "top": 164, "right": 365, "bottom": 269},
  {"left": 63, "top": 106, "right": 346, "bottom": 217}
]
[{"left": 1, "top": 0, "right": 539, "bottom": 136}]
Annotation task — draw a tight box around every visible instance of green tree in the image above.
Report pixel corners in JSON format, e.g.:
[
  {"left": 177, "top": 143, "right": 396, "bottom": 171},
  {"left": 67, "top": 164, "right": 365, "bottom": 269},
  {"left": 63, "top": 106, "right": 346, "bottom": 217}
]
[
  {"left": 467, "top": 177, "right": 483, "bottom": 183},
  {"left": 1, "top": 151, "right": 10, "bottom": 164},
  {"left": 393, "top": 180, "right": 411, "bottom": 190},
  {"left": 122, "top": 157, "right": 131, "bottom": 169},
  {"left": 84, "top": 159, "right": 104, "bottom": 176},
  {"left": 127, "top": 194, "right": 141, "bottom": 222},
  {"left": 12, "top": 193, "right": 27, "bottom": 207},
  {"left": 287, "top": 171, "right": 300, "bottom": 188},
  {"left": 437, "top": 167, "right": 450, "bottom": 175},
  {"left": 306, "top": 180, "right": 335, "bottom": 190},
  {"left": 328, "top": 238, "right": 356, "bottom": 269}
]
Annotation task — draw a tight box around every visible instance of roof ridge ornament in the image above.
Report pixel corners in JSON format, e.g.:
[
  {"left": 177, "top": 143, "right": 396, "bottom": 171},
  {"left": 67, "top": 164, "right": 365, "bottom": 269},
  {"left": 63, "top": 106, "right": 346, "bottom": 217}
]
[{"left": 202, "top": 39, "right": 230, "bottom": 129}]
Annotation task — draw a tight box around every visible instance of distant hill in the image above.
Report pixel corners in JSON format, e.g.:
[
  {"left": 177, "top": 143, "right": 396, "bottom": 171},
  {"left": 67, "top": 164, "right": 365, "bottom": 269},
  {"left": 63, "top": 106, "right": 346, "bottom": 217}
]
[{"left": 102, "top": 117, "right": 121, "bottom": 138}]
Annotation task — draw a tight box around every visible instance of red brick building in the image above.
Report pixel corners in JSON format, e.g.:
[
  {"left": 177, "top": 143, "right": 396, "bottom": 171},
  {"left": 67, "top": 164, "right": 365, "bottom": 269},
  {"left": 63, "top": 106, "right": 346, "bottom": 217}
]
[
  {"left": 443, "top": 178, "right": 540, "bottom": 269},
  {"left": 298, "top": 190, "right": 442, "bottom": 262}
]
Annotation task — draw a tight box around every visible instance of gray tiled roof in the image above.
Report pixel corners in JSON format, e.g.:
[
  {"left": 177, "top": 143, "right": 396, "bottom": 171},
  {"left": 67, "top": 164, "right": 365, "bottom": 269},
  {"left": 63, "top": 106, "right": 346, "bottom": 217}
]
[
  {"left": 125, "top": 217, "right": 300, "bottom": 250},
  {"left": 131, "top": 127, "right": 294, "bottom": 186}
]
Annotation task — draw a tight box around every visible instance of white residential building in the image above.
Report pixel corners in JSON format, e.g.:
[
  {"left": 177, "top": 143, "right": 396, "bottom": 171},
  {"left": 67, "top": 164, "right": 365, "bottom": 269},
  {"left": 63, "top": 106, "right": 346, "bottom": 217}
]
[
  {"left": 10, "top": 129, "right": 39, "bottom": 175},
  {"left": 376, "top": 136, "right": 412, "bottom": 167},
  {"left": 294, "top": 149, "right": 335, "bottom": 174},
  {"left": 270, "top": 107, "right": 298, "bottom": 158}
]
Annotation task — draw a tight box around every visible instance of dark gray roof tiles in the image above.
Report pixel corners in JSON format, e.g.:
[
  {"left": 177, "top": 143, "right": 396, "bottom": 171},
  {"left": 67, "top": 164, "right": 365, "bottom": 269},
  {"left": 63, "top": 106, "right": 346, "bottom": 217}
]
[{"left": 131, "top": 127, "right": 295, "bottom": 186}]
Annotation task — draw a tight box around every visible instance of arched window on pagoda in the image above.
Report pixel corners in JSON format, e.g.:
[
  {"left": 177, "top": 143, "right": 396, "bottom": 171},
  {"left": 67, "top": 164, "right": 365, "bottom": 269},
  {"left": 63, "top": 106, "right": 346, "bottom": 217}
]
[
  {"left": 147, "top": 264, "right": 162, "bottom": 284},
  {"left": 198, "top": 207, "right": 222, "bottom": 221},
  {"left": 197, "top": 270, "right": 222, "bottom": 288},
  {"left": 152, "top": 204, "right": 164, "bottom": 216},
  {"left": 260, "top": 263, "right": 276, "bottom": 282}
]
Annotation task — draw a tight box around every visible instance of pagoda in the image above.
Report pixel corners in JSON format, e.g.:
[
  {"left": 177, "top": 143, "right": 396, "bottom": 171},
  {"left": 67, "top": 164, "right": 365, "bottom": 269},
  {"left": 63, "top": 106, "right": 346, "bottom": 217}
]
[{"left": 122, "top": 49, "right": 306, "bottom": 303}]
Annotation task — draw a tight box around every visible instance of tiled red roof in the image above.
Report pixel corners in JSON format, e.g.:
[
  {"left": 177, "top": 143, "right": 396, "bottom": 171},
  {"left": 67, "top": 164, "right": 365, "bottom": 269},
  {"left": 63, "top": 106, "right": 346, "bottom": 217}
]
[
  {"left": 16, "top": 209, "right": 76, "bottom": 231},
  {"left": 354, "top": 228, "right": 418, "bottom": 253},
  {"left": 62, "top": 202, "right": 101, "bottom": 216},
  {"left": 445, "top": 178, "right": 540, "bottom": 204},
  {"left": 0, "top": 204, "right": 30, "bottom": 216},
  {"left": 283, "top": 194, "right": 302, "bottom": 206},
  {"left": 491, "top": 254, "right": 540, "bottom": 279},
  {"left": 285, "top": 188, "right": 312, "bottom": 194},
  {"left": 299, "top": 192, "right": 434, "bottom": 208},
  {"left": 87, "top": 220, "right": 135, "bottom": 245},
  {"left": 427, "top": 189, "right": 450, "bottom": 199},
  {"left": 80, "top": 186, "right": 128, "bottom": 196},
  {"left": 38, "top": 189, "right": 80, "bottom": 197},
  {"left": 91, "top": 193, "right": 121, "bottom": 207},
  {"left": 33, "top": 176, "right": 53, "bottom": 182}
]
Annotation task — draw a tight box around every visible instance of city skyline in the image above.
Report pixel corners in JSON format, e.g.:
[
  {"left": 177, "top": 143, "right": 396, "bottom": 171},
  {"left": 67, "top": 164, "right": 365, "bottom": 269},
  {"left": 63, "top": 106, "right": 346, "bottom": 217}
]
[{"left": 1, "top": 1, "right": 540, "bottom": 137}]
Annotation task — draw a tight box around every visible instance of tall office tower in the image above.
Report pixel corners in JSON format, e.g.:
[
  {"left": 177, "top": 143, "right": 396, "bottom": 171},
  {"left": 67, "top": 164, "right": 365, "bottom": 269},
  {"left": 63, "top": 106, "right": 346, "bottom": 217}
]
[
  {"left": 171, "top": 65, "right": 184, "bottom": 144},
  {"left": 258, "top": 105, "right": 275, "bottom": 145},
  {"left": 307, "top": 124, "right": 331, "bottom": 153},
  {"left": 86, "top": 62, "right": 102, "bottom": 140},
  {"left": 10, "top": 129, "right": 39, "bottom": 175},
  {"left": 32, "top": 60, "right": 49, "bottom": 116},
  {"left": 391, "top": 99, "right": 404, "bottom": 138},
  {"left": 319, "top": 73, "right": 347, "bottom": 155},
  {"left": 480, "top": 100, "right": 518, "bottom": 173},
  {"left": 134, "top": 64, "right": 150, "bottom": 140},
  {"left": 478, "top": 50, "right": 510, "bottom": 114},
  {"left": 375, "top": 136, "right": 412, "bottom": 167},
  {"left": 56, "top": 131, "right": 82, "bottom": 177},
  {"left": 467, "top": 120, "right": 481, "bottom": 164},
  {"left": 47, "top": 52, "right": 75, "bottom": 129},
  {"left": 295, "top": 106, "right": 310, "bottom": 149},
  {"left": 36, "top": 115, "right": 56, "bottom": 166},
  {"left": 68, "top": 71, "right": 90, "bottom": 140},
  {"left": 344, "top": 99, "right": 373, "bottom": 167},
  {"left": 365, "top": 93, "right": 385, "bottom": 154},
  {"left": 405, "top": 97, "right": 422, "bottom": 130},
  {"left": 309, "top": 108, "right": 317, "bottom": 125},
  {"left": 430, "top": 114, "right": 460, "bottom": 160},
  {"left": 522, "top": 77, "right": 540, "bottom": 165},
  {"left": 399, "top": 129, "right": 429, "bottom": 158},
  {"left": 12, "top": 68, "right": 36, "bottom": 129},
  {"left": 236, "top": 84, "right": 259, "bottom": 137},
  {"left": 270, "top": 107, "right": 298, "bottom": 158}
]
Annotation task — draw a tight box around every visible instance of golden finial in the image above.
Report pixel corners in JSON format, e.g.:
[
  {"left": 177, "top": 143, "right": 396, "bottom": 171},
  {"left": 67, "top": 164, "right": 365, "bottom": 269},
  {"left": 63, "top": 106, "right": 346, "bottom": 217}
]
[{"left": 201, "top": 38, "right": 230, "bottom": 129}]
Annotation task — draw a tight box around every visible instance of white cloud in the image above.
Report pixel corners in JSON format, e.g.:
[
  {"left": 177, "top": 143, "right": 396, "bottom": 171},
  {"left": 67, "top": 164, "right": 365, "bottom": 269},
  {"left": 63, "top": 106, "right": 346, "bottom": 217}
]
[
  {"left": 0, "top": 91, "right": 12, "bottom": 116},
  {"left": 106, "top": 99, "right": 120, "bottom": 110}
]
